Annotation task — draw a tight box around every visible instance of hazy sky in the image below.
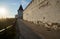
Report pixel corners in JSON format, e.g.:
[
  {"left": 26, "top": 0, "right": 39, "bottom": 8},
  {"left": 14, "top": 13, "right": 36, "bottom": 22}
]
[{"left": 0, "top": 0, "right": 31, "bottom": 18}]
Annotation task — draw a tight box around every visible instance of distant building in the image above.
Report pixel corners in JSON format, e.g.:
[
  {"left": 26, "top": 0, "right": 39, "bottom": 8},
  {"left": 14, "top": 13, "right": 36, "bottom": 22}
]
[
  {"left": 18, "top": 5, "right": 23, "bottom": 19},
  {"left": 15, "top": 14, "right": 18, "bottom": 19}
]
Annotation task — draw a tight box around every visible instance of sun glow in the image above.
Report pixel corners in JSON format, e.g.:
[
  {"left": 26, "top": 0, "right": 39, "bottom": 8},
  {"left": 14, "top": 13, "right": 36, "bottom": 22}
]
[{"left": 0, "top": 7, "right": 8, "bottom": 18}]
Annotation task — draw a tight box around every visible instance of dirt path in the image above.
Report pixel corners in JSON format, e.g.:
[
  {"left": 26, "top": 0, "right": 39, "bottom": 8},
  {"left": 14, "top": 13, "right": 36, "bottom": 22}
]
[
  {"left": 17, "top": 19, "right": 42, "bottom": 39},
  {"left": 17, "top": 19, "right": 60, "bottom": 39}
]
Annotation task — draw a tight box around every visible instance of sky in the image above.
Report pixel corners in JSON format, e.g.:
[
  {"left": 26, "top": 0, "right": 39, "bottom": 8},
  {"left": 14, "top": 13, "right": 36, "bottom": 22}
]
[{"left": 0, "top": 0, "right": 31, "bottom": 18}]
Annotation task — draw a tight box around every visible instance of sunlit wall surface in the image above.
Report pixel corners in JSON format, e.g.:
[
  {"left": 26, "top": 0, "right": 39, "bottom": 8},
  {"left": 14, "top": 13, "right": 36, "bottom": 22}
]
[{"left": 23, "top": 0, "right": 60, "bottom": 23}]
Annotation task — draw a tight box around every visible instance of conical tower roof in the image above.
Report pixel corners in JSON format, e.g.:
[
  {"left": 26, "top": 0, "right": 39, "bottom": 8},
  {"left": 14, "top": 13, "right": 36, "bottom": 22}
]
[{"left": 18, "top": 5, "right": 23, "bottom": 11}]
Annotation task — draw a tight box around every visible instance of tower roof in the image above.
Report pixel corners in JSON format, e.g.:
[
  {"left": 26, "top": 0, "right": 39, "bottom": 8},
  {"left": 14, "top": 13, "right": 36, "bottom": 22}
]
[{"left": 18, "top": 5, "right": 23, "bottom": 11}]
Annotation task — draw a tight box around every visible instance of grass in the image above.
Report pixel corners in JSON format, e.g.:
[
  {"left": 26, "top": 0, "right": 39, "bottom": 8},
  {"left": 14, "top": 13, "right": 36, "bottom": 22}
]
[{"left": 0, "top": 18, "right": 16, "bottom": 39}]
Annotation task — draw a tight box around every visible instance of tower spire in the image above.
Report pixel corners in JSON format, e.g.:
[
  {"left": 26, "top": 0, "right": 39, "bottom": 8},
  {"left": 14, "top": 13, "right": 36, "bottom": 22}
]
[{"left": 18, "top": 5, "right": 23, "bottom": 11}]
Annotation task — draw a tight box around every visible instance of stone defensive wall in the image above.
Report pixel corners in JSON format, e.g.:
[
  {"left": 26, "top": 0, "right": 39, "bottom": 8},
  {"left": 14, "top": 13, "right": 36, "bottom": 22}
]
[{"left": 23, "top": 0, "right": 60, "bottom": 30}]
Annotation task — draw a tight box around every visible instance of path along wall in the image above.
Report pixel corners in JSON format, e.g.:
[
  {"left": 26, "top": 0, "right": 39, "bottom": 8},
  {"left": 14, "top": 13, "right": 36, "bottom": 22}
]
[{"left": 23, "top": 0, "right": 60, "bottom": 28}]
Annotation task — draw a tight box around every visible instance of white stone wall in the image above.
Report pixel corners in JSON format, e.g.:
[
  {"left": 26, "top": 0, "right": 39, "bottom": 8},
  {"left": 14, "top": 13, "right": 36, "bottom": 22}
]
[{"left": 23, "top": 0, "right": 60, "bottom": 24}]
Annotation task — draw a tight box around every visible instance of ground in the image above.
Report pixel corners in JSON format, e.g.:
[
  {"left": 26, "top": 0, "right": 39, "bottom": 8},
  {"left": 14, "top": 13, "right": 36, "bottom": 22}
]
[{"left": 17, "top": 19, "right": 60, "bottom": 39}]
